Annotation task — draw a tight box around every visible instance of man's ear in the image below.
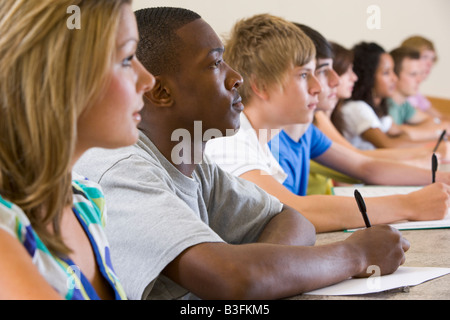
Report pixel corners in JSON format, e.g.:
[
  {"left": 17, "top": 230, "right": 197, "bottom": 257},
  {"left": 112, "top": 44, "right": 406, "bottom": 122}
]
[{"left": 144, "top": 77, "right": 174, "bottom": 107}]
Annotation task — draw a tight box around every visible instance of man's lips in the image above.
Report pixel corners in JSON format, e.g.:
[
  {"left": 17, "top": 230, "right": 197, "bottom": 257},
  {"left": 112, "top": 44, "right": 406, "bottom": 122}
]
[
  {"left": 308, "top": 99, "right": 319, "bottom": 109},
  {"left": 232, "top": 95, "right": 244, "bottom": 111}
]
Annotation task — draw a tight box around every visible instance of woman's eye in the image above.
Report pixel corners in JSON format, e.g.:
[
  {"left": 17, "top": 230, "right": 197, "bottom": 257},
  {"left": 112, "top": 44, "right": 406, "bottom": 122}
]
[
  {"left": 122, "top": 55, "right": 134, "bottom": 67},
  {"left": 214, "top": 59, "right": 223, "bottom": 68}
]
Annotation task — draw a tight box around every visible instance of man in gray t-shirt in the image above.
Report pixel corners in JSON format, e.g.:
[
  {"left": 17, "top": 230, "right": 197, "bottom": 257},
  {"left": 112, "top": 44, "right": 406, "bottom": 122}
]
[
  {"left": 76, "top": 7, "right": 409, "bottom": 300},
  {"left": 76, "top": 132, "right": 285, "bottom": 299}
]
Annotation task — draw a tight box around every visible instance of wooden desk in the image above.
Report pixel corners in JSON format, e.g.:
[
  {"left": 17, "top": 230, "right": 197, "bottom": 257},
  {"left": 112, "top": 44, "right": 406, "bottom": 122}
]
[
  {"left": 427, "top": 96, "right": 450, "bottom": 117},
  {"left": 289, "top": 162, "right": 450, "bottom": 300},
  {"left": 289, "top": 228, "right": 450, "bottom": 300}
]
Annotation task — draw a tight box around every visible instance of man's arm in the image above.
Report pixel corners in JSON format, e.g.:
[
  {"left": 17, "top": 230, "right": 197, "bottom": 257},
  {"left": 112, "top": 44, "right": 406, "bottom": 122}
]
[
  {"left": 162, "top": 225, "right": 409, "bottom": 299},
  {"left": 362, "top": 127, "right": 431, "bottom": 149},
  {"left": 256, "top": 204, "right": 316, "bottom": 246},
  {"left": 316, "top": 142, "right": 450, "bottom": 186},
  {"left": 239, "top": 169, "right": 449, "bottom": 233},
  {"left": 400, "top": 109, "right": 450, "bottom": 141}
]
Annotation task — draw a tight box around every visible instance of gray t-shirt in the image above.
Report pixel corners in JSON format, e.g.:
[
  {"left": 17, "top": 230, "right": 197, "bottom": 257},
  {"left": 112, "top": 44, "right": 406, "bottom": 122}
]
[{"left": 74, "top": 131, "right": 283, "bottom": 300}]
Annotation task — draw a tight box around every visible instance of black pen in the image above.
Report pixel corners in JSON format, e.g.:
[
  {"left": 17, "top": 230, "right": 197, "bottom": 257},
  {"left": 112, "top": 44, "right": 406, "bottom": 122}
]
[
  {"left": 433, "top": 129, "right": 446, "bottom": 153},
  {"left": 432, "top": 153, "right": 438, "bottom": 183},
  {"left": 354, "top": 189, "right": 371, "bottom": 228}
]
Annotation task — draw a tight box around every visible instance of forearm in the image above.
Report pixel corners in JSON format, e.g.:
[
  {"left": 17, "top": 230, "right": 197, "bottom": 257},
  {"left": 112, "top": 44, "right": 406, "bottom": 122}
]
[
  {"left": 358, "top": 159, "right": 432, "bottom": 186},
  {"left": 364, "top": 130, "right": 431, "bottom": 149},
  {"left": 232, "top": 241, "right": 364, "bottom": 299},
  {"left": 257, "top": 205, "right": 316, "bottom": 246},
  {"left": 166, "top": 241, "right": 364, "bottom": 300},
  {"left": 362, "top": 146, "right": 432, "bottom": 161},
  {"left": 283, "top": 194, "right": 411, "bottom": 233},
  {"left": 400, "top": 125, "right": 441, "bottom": 141}
]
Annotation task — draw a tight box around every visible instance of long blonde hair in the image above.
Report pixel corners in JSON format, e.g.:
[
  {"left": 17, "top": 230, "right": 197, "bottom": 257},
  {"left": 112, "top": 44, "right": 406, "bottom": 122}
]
[{"left": 0, "top": 0, "right": 131, "bottom": 254}]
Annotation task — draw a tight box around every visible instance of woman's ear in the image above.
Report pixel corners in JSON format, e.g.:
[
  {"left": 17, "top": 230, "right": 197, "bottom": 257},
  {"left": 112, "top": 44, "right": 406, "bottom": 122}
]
[{"left": 144, "top": 77, "right": 173, "bottom": 107}]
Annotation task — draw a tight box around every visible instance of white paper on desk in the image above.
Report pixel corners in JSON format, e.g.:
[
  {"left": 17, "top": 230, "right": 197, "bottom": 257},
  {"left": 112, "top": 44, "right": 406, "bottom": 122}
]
[
  {"left": 332, "top": 185, "right": 422, "bottom": 197},
  {"left": 332, "top": 186, "right": 450, "bottom": 231},
  {"left": 304, "top": 266, "right": 450, "bottom": 296}
]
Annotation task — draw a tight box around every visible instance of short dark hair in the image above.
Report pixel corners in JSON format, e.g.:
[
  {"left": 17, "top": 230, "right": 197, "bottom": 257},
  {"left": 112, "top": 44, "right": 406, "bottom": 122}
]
[
  {"left": 390, "top": 46, "right": 421, "bottom": 76},
  {"left": 293, "top": 23, "right": 333, "bottom": 60},
  {"left": 134, "top": 7, "right": 201, "bottom": 76}
]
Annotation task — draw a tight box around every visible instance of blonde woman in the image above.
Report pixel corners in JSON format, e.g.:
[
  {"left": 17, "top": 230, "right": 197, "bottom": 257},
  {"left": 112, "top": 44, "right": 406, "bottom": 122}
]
[{"left": 0, "top": 0, "right": 154, "bottom": 299}]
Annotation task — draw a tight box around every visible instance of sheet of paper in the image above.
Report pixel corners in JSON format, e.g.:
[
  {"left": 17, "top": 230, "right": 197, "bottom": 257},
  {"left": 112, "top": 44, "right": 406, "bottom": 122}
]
[
  {"left": 332, "top": 186, "right": 450, "bottom": 231},
  {"left": 332, "top": 185, "right": 422, "bottom": 197},
  {"left": 304, "top": 266, "right": 450, "bottom": 296}
]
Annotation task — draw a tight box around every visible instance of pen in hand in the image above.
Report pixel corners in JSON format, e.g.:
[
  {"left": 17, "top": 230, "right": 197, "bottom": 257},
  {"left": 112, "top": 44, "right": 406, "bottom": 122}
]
[
  {"left": 354, "top": 189, "right": 371, "bottom": 228},
  {"left": 433, "top": 129, "right": 446, "bottom": 153},
  {"left": 432, "top": 153, "right": 438, "bottom": 183}
]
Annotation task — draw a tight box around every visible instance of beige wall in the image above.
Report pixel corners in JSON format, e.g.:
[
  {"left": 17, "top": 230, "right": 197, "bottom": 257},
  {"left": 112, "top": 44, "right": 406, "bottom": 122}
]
[{"left": 133, "top": 0, "right": 450, "bottom": 99}]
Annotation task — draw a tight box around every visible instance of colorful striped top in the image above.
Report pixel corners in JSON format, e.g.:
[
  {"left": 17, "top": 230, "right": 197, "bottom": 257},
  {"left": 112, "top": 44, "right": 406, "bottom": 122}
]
[{"left": 0, "top": 173, "right": 127, "bottom": 300}]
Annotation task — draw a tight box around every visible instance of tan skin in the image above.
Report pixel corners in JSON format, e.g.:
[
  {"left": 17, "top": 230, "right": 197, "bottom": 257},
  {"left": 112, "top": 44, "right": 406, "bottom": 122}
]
[
  {"left": 0, "top": 4, "right": 155, "bottom": 299},
  {"left": 138, "top": 18, "right": 410, "bottom": 300}
]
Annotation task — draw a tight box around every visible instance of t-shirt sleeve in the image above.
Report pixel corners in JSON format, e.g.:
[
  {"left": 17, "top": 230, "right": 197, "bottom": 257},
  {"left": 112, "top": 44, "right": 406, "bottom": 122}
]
[
  {"left": 403, "top": 101, "right": 418, "bottom": 123},
  {"left": 205, "top": 129, "right": 270, "bottom": 176},
  {"left": 341, "top": 101, "right": 383, "bottom": 135},
  {"left": 96, "top": 155, "right": 224, "bottom": 300},
  {"left": 200, "top": 156, "right": 283, "bottom": 244},
  {"left": 408, "top": 93, "right": 431, "bottom": 111},
  {"left": 310, "top": 125, "right": 332, "bottom": 159}
]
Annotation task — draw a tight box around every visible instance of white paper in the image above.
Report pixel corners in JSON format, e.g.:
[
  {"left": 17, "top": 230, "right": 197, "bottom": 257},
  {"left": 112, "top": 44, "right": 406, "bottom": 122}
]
[
  {"left": 332, "top": 185, "right": 422, "bottom": 197},
  {"left": 304, "top": 266, "right": 450, "bottom": 296},
  {"left": 332, "top": 186, "right": 450, "bottom": 231}
]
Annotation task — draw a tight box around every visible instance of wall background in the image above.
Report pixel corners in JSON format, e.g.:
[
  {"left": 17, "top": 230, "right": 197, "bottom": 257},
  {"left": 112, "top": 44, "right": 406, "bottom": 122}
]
[{"left": 133, "top": 0, "right": 450, "bottom": 99}]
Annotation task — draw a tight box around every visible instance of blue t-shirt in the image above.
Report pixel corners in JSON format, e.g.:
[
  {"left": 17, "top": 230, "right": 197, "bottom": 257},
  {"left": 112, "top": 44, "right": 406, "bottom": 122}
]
[{"left": 269, "top": 125, "right": 332, "bottom": 196}]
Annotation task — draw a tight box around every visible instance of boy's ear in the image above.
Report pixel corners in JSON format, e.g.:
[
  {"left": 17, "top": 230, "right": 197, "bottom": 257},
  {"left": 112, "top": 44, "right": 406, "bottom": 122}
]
[
  {"left": 144, "top": 77, "right": 174, "bottom": 107},
  {"left": 250, "top": 78, "right": 270, "bottom": 101}
]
